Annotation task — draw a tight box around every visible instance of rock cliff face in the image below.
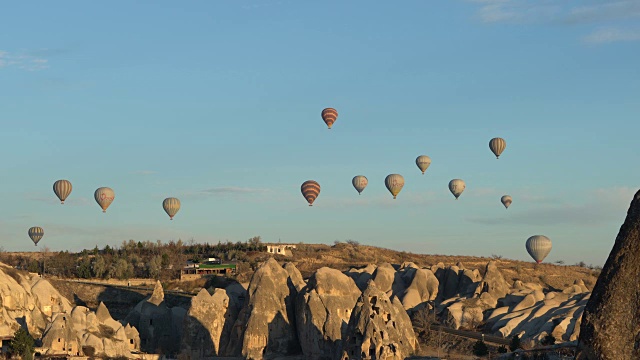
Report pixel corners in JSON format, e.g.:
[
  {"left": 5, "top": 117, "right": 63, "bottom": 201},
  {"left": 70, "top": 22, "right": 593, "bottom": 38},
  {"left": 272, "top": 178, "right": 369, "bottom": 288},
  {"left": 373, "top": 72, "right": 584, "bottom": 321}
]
[
  {"left": 296, "top": 267, "right": 361, "bottom": 360},
  {"left": 338, "top": 280, "right": 417, "bottom": 360},
  {"left": 40, "top": 302, "right": 139, "bottom": 358},
  {"left": 124, "top": 280, "right": 186, "bottom": 354},
  {"left": 0, "top": 264, "right": 72, "bottom": 338},
  {"left": 577, "top": 189, "right": 640, "bottom": 360},
  {"left": 226, "top": 257, "right": 300, "bottom": 360},
  {"left": 180, "top": 288, "right": 238, "bottom": 359}
]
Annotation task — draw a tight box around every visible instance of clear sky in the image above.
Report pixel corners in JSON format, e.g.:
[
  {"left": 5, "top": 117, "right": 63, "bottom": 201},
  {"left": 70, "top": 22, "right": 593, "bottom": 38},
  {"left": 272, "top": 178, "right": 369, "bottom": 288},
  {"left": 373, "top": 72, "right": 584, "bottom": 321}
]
[{"left": 1, "top": 1, "right": 638, "bottom": 266}]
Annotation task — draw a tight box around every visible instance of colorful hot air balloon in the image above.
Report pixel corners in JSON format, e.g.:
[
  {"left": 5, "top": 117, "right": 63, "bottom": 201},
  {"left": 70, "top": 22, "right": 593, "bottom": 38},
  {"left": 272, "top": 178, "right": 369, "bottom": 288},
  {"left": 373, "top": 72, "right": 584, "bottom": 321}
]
[
  {"left": 501, "top": 195, "right": 513, "bottom": 209},
  {"left": 415, "top": 155, "right": 431, "bottom": 175},
  {"left": 489, "top": 137, "right": 507, "bottom": 159},
  {"left": 53, "top": 180, "right": 72, "bottom": 204},
  {"left": 321, "top": 108, "right": 338, "bottom": 129},
  {"left": 163, "top": 197, "right": 181, "bottom": 220},
  {"left": 94, "top": 187, "right": 115, "bottom": 213},
  {"left": 448, "top": 179, "right": 466, "bottom": 200},
  {"left": 352, "top": 176, "right": 368, "bottom": 195},
  {"left": 385, "top": 174, "right": 405, "bottom": 199},
  {"left": 526, "top": 235, "right": 552, "bottom": 264},
  {"left": 301, "top": 180, "right": 320, "bottom": 206},
  {"left": 28, "top": 226, "right": 44, "bottom": 246}
]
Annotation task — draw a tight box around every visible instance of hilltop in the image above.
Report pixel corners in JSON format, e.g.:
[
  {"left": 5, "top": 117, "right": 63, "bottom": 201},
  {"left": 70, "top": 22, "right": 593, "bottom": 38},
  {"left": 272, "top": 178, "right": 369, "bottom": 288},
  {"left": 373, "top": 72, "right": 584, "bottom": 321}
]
[
  {"left": 233, "top": 242, "right": 600, "bottom": 292},
  {"left": 1, "top": 240, "right": 600, "bottom": 294}
]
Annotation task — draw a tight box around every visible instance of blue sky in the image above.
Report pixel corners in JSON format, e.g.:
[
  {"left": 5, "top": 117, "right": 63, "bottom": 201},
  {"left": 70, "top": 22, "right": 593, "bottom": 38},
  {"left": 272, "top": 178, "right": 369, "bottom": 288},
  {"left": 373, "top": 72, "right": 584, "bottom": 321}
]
[{"left": 1, "top": 1, "right": 638, "bottom": 266}]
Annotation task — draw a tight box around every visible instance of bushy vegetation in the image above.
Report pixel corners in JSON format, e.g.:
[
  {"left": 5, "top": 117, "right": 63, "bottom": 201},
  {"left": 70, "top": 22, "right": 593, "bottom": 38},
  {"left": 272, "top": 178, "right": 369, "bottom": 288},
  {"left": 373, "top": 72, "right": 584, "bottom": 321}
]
[
  {"left": 472, "top": 340, "right": 489, "bottom": 356},
  {"left": 9, "top": 327, "right": 35, "bottom": 360},
  {"left": 509, "top": 334, "right": 522, "bottom": 352},
  {"left": 0, "top": 236, "right": 265, "bottom": 281}
]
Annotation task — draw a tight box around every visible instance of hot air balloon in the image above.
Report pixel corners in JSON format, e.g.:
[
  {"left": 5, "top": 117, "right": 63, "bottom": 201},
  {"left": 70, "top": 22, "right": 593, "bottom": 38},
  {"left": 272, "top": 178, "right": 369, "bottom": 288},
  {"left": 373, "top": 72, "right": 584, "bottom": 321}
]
[
  {"left": 94, "top": 187, "right": 115, "bottom": 213},
  {"left": 415, "top": 155, "right": 432, "bottom": 175},
  {"left": 448, "top": 179, "right": 466, "bottom": 200},
  {"left": 385, "top": 174, "right": 405, "bottom": 199},
  {"left": 352, "top": 176, "right": 368, "bottom": 195},
  {"left": 489, "top": 137, "right": 507, "bottom": 159},
  {"left": 53, "top": 180, "right": 72, "bottom": 204},
  {"left": 301, "top": 180, "right": 320, "bottom": 206},
  {"left": 28, "top": 226, "right": 44, "bottom": 246},
  {"left": 163, "top": 197, "right": 181, "bottom": 220},
  {"left": 501, "top": 195, "right": 513, "bottom": 209},
  {"left": 321, "top": 108, "right": 338, "bottom": 129},
  {"left": 525, "top": 235, "right": 552, "bottom": 264}
]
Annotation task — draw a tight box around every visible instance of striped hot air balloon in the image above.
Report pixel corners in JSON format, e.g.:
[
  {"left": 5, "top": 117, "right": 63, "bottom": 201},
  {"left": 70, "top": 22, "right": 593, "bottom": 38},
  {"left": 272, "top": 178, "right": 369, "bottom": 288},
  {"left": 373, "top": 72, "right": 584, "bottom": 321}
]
[
  {"left": 501, "top": 195, "right": 512, "bottom": 209},
  {"left": 448, "top": 179, "right": 466, "bottom": 200},
  {"left": 321, "top": 108, "right": 338, "bottom": 129},
  {"left": 163, "top": 197, "right": 181, "bottom": 220},
  {"left": 415, "top": 155, "right": 431, "bottom": 175},
  {"left": 94, "top": 187, "right": 115, "bottom": 213},
  {"left": 301, "top": 180, "right": 320, "bottom": 206},
  {"left": 28, "top": 226, "right": 44, "bottom": 246},
  {"left": 352, "top": 176, "right": 368, "bottom": 195},
  {"left": 53, "top": 180, "right": 72, "bottom": 204},
  {"left": 489, "top": 137, "right": 507, "bottom": 159},
  {"left": 526, "top": 235, "right": 552, "bottom": 264},
  {"left": 385, "top": 174, "right": 405, "bottom": 199}
]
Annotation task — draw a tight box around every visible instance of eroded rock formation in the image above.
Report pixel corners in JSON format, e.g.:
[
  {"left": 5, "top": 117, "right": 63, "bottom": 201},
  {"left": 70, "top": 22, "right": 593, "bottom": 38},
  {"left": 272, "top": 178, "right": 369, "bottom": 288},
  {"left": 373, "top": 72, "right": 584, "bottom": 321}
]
[{"left": 577, "top": 189, "right": 640, "bottom": 360}]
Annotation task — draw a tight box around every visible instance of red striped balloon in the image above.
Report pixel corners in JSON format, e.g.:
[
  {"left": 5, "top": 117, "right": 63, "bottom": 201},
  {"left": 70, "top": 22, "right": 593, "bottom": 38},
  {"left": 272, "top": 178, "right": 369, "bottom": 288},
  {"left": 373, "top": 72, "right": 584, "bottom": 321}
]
[
  {"left": 301, "top": 180, "right": 321, "bottom": 206},
  {"left": 321, "top": 108, "right": 338, "bottom": 129}
]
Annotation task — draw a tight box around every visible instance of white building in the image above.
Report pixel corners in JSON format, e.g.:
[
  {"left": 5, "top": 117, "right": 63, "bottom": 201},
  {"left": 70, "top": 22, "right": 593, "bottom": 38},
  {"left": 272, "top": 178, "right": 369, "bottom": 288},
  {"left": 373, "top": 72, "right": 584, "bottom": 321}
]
[{"left": 266, "top": 244, "right": 297, "bottom": 257}]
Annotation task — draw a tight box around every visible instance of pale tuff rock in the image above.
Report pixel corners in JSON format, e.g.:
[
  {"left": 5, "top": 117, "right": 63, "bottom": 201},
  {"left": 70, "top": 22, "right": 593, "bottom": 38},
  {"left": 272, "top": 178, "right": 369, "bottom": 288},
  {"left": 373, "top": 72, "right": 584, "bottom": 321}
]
[
  {"left": 180, "top": 288, "right": 237, "bottom": 359},
  {"left": 338, "top": 280, "right": 416, "bottom": 360},
  {"left": 474, "top": 261, "right": 510, "bottom": 301},
  {"left": 40, "top": 303, "right": 139, "bottom": 358},
  {"left": 0, "top": 264, "right": 71, "bottom": 339},
  {"left": 577, "top": 189, "right": 640, "bottom": 360},
  {"left": 347, "top": 264, "right": 377, "bottom": 291},
  {"left": 284, "top": 262, "right": 307, "bottom": 293},
  {"left": 296, "top": 267, "right": 361, "bottom": 360},
  {"left": 124, "top": 280, "right": 185, "bottom": 355},
  {"left": 227, "top": 257, "right": 299, "bottom": 360},
  {"left": 399, "top": 268, "right": 439, "bottom": 313}
]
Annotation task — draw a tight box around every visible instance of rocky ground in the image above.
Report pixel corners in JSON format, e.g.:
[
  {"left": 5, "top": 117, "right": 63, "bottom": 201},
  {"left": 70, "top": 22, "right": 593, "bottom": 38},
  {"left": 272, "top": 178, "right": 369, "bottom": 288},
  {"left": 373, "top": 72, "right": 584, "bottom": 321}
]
[{"left": 0, "top": 245, "right": 602, "bottom": 359}]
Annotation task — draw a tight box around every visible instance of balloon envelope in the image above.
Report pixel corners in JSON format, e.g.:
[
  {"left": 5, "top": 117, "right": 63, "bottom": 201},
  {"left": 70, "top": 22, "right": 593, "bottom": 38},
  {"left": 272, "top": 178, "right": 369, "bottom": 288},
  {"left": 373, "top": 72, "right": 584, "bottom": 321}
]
[
  {"left": 28, "top": 226, "right": 44, "bottom": 246},
  {"left": 352, "top": 176, "right": 368, "bottom": 195},
  {"left": 489, "top": 138, "right": 507, "bottom": 159},
  {"left": 94, "top": 187, "right": 115, "bottom": 213},
  {"left": 53, "top": 180, "right": 72, "bottom": 204},
  {"left": 321, "top": 108, "right": 338, "bottom": 129},
  {"left": 385, "top": 174, "right": 405, "bottom": 199},
  {"left": 416, "top": 155, "right": 431, "bottom": 175},
  {"left": 301, "top": 180, "right": 320, "bottom": 206},
  {"left": 163, "top": 197, "right": 181, "bottom": 220},
  {"left": 526, "top": 235, "right": 552, "bottom": 263},
  {"left": 501, "top": 195, "right": 512, "bottom": 209},
  {"left": 448, "top": 179, "right": 466, "bottom": 199}
]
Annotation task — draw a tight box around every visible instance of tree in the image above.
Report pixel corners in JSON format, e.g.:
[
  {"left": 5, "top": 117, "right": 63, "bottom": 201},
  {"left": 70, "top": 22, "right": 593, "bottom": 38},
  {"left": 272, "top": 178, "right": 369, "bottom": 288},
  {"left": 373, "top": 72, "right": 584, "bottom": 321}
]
[
  {"left": 93, "top": 255, "right": 108, "bottom": 278},
  {"left": 112, "top": 258, "right": 134, "bottom": 280},
  {"left": 77, "top": 257, "right": 92, "bottom": 279},
  {"left": 9, "top": 327, "right": 35, "bottom": 360},
  {"left": 510, "top": 334, "right": 522, "bottom": 351},
  {"left": 472, "top": 340, "right": 489, "bottom": 356},
  {"left": 147, "top": 255, "right": 163, "bottom": 279}
]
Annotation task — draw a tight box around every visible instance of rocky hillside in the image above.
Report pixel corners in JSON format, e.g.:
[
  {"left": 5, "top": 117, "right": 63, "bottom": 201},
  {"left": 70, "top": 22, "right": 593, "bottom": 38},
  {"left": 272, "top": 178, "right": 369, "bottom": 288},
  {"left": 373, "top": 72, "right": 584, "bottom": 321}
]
[
  {"left": 111, "top": 256, "right": 596, "bottom": 359},
  {"left": 0, "top": 263, "right": 139, "bottom": 358}
]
